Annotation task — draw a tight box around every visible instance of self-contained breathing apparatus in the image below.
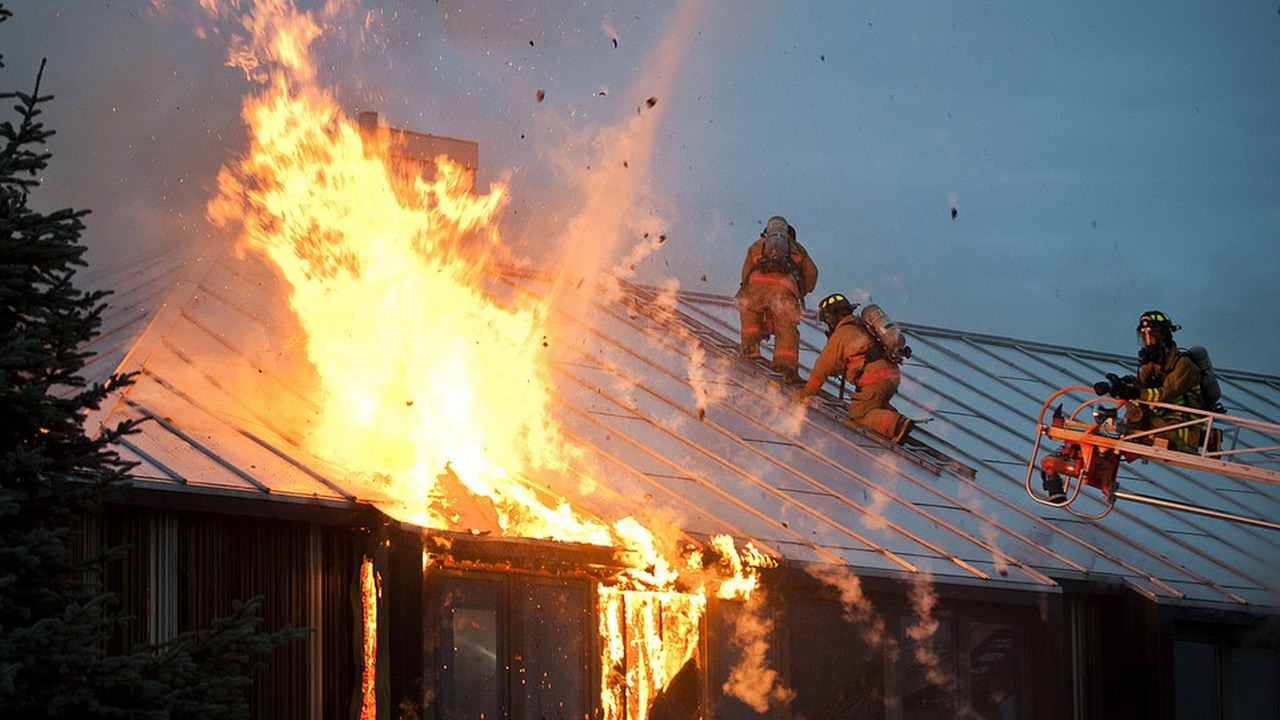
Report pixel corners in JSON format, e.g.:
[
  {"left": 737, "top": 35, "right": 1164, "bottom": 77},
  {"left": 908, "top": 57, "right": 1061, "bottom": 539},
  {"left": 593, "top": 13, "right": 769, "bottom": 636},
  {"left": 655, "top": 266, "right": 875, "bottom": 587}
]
[
  {"left": 817, "top": 294, "right": 914, "bottom": 401},
  {"left": 816, "top": 295, "right": 913, "bottom": 363},
  {"left": 755, "top": 218, "right": 798, "bottom": 277}
]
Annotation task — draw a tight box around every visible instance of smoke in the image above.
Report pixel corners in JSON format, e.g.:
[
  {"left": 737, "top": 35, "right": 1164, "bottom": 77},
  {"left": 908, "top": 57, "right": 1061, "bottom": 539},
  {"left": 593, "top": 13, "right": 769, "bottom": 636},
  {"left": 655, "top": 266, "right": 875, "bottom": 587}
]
[
  {"left": 956, "top": 484, "right": 1011, "bottom": 577},
  {"left": 905, "top": 574, "right": 956, "bottom": 694},
  {"left": 810, "top": 567, "right": 959, "bottom": 697},
  {"left": 533, "top": 0, "right": 710, "bottom": 331},
  {"left": 644, "top": 280, "right": 738, "bottom": 424},
  {"left": 805, "top": 565, "right": 891, "bottom": 653},
  {"left": 539, "top": 104, "right": 673, "bottom": 320},
  {"left": 720, "top": 590, "right": 795, "bottom": 713}
]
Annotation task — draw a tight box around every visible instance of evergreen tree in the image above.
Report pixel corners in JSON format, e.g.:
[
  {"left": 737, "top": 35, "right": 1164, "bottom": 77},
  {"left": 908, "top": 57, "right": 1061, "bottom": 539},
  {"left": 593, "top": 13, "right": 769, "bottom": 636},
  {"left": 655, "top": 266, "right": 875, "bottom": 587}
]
[{"left": 0, "top": 6, "right": 305, "bottom": 718}]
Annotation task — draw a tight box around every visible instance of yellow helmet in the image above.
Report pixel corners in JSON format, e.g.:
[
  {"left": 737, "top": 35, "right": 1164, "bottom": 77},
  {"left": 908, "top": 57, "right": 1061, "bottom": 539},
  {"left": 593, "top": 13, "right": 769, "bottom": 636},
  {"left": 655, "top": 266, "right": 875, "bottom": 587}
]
[{"left": 817, "top": 293, "right": 857, "bottom": 333}]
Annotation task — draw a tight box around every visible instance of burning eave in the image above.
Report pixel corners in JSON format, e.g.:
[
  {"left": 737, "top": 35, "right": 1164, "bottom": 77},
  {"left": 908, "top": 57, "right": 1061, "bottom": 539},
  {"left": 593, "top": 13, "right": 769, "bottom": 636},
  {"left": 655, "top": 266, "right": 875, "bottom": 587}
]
[
  {"left": 421, "top": 528, "right": 636, "bottom": 580},
  {"left": 419, "top": 527, "right": 786, "bottom": 598}
]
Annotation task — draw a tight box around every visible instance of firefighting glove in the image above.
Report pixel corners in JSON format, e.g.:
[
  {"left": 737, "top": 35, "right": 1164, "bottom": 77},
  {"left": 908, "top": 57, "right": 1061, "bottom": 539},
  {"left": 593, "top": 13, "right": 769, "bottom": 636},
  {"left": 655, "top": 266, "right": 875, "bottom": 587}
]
[{"left": 1102, "top": 373, "right": 1139, "bottom": 400}]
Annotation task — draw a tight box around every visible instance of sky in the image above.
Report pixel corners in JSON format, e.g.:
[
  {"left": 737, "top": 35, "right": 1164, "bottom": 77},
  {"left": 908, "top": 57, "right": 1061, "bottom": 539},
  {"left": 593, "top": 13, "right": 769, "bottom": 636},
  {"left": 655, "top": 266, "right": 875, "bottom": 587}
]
[{"left": 5, "top": 0, "right": 1279, "bottom": 376}]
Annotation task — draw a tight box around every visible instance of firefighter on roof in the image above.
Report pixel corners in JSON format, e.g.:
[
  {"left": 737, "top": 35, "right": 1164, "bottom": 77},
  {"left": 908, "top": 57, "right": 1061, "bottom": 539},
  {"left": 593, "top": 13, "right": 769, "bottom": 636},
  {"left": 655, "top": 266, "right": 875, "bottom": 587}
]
[
  {"left": 736, "top": 215, "right": 818, "bottom": 386},
  {"left": 1095, "top": 310, "right": 1212, "bottom": 453},
  {"left": 791, "top": 293, "right": 915, "bottom": 445}
]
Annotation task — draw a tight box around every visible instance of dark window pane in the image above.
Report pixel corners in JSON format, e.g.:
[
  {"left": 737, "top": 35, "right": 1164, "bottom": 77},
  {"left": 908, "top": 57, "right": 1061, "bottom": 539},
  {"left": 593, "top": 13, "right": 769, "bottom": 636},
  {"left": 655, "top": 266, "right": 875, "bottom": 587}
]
[
  {"left": 1228, "top": 647, "right": 1277, "bottom": 720},
  {"left": 967, "top": 621, "right": 1020, "bottom": 720},
  {"left": 452, "top": 608, "right": 499, "bottom": 720},
  {"left": 901, "top": 618, "right": 955, "bottom": 720},
  {"left": 519, "top": 582, "right": 587, "bottom": 720},
  {"left": 1175, "top": 639, "right": 1219, "bottom": 720},
  {"left": 788, "top": 599, "right": 885, "bottom": 720},
  {"left": 710, "top": 600, "right": 777, "bottom": 720},
  {"left": 436, "top": 578, "right": 503, "bottom": 720}
]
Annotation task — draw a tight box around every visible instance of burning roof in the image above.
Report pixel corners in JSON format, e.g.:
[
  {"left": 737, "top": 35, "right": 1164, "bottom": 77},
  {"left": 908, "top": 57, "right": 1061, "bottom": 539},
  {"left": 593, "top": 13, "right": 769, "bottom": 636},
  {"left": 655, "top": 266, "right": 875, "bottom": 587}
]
[{"left": 84, "top": 247, "right": 1280, "bottom": 611}]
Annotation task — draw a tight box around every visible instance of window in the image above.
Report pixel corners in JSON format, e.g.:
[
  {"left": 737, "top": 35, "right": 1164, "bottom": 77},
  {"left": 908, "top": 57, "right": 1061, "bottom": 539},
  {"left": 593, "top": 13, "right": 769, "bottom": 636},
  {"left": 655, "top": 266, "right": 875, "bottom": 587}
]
[
  {"left": 787, "top": 599, "right": 886, "bottom": 720},
  {"left": 1175, "top": 636, "right": 1280, "bottom": 720},
  {"left": 1228, "top": 647, "right": 1277, "bottom": 720},
  {"left": 966, "top": 621, "right": 1020, "bottom": 720},
  {"left": 1176, "top": 639, "right": 1220, "bottom": 720},
  {"left": 517, "top": 582, "right": 589, "bottom": 720},
  {"left": 427, "top": 574, "right": 591, "bottom": 720},
  {"left": 437, "top": 578, "right": 503, "bottom": 720},
  {"left": 897, "top": 616, "right": 1026, "bottom": 720},
  {"left": 900, "top": 617, "right": 956, "bottom": 720},
  {"left": 783, "top": 597, "right": 1029, "bottom": 720}
]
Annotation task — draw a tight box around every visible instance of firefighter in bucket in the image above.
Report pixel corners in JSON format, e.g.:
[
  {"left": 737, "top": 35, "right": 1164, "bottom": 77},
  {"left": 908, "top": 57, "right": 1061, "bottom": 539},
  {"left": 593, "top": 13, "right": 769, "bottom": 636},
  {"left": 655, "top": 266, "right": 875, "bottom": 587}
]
[
  {"left": 1040, "top": 310, "right": 1220, "bottom": 505},
  {"left": 1095, "top": 310, "right": 1217, "bottom": 453}
]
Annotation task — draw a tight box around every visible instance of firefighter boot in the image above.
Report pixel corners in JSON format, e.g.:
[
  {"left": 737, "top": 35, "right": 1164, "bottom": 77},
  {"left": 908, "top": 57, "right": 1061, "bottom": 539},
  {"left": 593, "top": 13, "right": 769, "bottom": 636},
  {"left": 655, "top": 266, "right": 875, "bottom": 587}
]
[{"left": 891, "top": 418, "right": 915, "bottom": 445}]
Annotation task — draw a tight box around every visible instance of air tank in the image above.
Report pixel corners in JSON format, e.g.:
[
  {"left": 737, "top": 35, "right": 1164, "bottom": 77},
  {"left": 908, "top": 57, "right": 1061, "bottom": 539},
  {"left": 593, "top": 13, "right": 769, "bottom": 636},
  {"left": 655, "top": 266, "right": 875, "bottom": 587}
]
[{"left": 860, "top": 304, "right": 909, "bottom": 362}]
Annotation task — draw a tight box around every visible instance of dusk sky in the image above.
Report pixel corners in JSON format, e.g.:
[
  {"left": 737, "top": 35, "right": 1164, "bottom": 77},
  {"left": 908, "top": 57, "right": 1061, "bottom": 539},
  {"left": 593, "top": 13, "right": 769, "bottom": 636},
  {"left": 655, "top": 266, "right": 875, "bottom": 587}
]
[{"left": 7, "top": 1, "right": 1279, "bottom": 376}]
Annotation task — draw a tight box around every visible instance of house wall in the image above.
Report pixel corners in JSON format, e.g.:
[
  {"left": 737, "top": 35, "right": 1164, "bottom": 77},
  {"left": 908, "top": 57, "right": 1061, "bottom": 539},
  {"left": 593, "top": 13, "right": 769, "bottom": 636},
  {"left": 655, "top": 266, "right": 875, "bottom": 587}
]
[
  {"left": 708, "top": 578, "right": 1057, "bottom": 720},
  {"left": 411, "top": 553, "right": 1060, "bottom": 720},
  {"left": 98, "top": 498, "right": 375, "bottom": 719},
  {"left": 1061, "top": 589, "right": 1280, "bottom": 720},
  {"left": 92, "top": 504, "right": 1280, "bottom": 720}
]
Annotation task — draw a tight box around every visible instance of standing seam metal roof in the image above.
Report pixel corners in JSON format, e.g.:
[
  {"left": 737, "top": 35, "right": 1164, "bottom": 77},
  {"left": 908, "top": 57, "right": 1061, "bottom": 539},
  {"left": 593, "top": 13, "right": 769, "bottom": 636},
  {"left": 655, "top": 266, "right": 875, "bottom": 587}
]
[{"left": 86, "top": 255, "right": 1280, "bottom": 611}]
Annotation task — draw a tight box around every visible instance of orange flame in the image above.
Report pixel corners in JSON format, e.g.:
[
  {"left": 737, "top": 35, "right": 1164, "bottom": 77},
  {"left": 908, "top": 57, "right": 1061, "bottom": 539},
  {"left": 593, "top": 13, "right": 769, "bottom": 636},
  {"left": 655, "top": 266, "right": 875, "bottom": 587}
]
[
  {"left": 359, "top": 555, "right": 379, "bottom": 720},
  {"left": 202, "top": 3, "right": 786, "bottom": 718},
  {"left": 206, "top": 0, "right": 619, "bottom": 545},
  {"left": 599, "top": 587, "right": 704, "bottom": 720}
]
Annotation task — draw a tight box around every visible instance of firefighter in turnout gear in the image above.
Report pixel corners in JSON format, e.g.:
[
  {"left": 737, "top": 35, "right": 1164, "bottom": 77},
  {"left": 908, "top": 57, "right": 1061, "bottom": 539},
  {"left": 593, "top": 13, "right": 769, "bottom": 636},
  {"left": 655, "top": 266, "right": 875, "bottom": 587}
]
[
  {"left": 1095, "top": 310, "right": 1209, "bottom": 453},
  {"left": 737, "top": 215, "right": 819, "bottom": 385},
  {"left": 791, "top": 293, "right": 915, "bottom": 444}
]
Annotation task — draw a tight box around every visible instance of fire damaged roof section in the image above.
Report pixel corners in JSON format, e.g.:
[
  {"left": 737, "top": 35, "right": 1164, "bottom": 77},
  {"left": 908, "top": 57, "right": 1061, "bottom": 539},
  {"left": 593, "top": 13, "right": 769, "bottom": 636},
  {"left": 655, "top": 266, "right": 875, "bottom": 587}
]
[
  {"left": 422, "top": 530, "right": 633, "bottom": 579},
  {"left": 86, "top": 255, "right": 1280, "bottom": 612}
]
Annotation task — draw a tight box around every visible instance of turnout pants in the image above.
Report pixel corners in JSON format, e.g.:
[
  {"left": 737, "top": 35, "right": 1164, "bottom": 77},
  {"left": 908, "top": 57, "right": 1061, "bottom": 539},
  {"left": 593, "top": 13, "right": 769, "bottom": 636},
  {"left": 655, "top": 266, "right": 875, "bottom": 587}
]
[
  {"left": 737, "top": 281, "right": 801, "bottom": 372},
  {"left": 847, "top": 360, "right": 911, "bottom": 442}
]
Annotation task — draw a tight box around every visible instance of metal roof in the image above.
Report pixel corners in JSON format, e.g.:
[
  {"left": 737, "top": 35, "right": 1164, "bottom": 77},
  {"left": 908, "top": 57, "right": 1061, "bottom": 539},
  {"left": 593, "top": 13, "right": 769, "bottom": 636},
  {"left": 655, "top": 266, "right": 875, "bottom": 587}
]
[{"left": 86, "top": 253, "right": 1280, "bottom": 612}]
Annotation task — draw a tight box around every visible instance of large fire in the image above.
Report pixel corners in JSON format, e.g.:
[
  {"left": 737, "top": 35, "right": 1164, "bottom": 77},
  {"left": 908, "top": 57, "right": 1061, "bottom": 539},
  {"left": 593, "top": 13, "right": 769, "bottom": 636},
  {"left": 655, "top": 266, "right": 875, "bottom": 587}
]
[
  {"left": 202, "top": 2, "right": 780, "bottom": 718},
  {"left": 206, "top": 4, "right": 582, "bottom": 539}
]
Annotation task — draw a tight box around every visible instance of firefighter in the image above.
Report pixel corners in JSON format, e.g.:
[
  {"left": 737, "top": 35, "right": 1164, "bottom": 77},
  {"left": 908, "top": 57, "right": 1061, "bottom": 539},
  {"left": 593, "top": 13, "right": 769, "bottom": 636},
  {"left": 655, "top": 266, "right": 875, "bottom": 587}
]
[
  {"left": 1096, "top": 310, "right": 1208, "bottom": 453},
  {"left": 791, "top": 293, "right": 914, "bottom": 444},
  {"left": 736, "top": 215, "right": 819, "bottom": 385}
]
